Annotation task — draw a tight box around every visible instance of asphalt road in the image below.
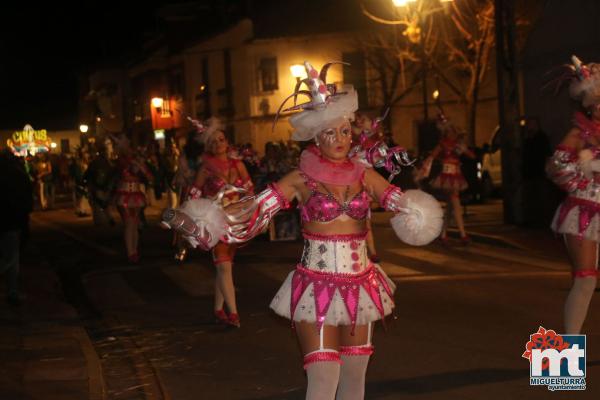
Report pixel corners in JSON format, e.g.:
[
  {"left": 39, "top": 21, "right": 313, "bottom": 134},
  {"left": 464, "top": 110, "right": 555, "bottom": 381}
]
[{"left": 28, "top": 206, "right": 600, "bottom": 400}]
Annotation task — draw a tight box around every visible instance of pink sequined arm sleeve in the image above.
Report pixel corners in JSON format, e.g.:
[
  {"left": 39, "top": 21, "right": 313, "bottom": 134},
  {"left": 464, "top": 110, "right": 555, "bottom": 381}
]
[
  {"left": 546, "top": 145, "right": 590, "bottom": 193},
  {"left": 225, "top": 182, "right": 291, "bottom": 243},
  {"left": 380, "top": 185, "right": 404, "bottom": 212}
]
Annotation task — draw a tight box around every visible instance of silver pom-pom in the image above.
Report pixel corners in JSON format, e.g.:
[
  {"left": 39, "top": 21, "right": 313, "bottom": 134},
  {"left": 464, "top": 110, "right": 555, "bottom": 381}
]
[
  {"left": 177, "top": 198, "right": 227, "bottom": 249},
  {"left": 390, "top": 189, "right": 443, "bottom": 246}
]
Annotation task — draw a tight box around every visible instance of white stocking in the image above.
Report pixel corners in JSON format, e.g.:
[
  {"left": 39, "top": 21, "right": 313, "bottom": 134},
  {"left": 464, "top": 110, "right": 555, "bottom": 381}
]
[
  {"left": 564, "top": 276, "right": 597, "bottom": 334},
  {"left": 336, "top": 354, "right": 370, "bottom": 400},
  {"left": 305, "top": 360, "right": 340, "bottom": 400}
]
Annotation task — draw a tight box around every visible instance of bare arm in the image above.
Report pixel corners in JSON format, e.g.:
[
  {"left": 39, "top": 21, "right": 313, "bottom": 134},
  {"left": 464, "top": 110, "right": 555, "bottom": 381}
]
[
  {"left": 427, "top": 144, "right": 441, "bottom": 161},
  {"left": 462, "top": 147, "right": 476, "bottom": 159},
  {"left": 234, "top": 160, "right": 255, "bottom": 193},
  {"left": 560, "top": 128, "right": 584, "bottom": 150},
  {"left": 193, "top": 167, "right": 207, "bottom": 189},
  {"left": 363, "top": 168, "right": 396, "bottom": 204},
  {"left": 222, "top": 169, "right": 304, "bottom": 243}
]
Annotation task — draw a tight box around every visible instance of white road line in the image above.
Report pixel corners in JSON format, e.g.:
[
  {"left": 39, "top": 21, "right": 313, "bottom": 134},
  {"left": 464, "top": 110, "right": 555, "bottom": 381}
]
[
  {"left": 387, "top": 247, "right": 506, "bottom": 272},
  {"left": 161, "top": 263, "right": 214, "bottom": 297},
  {"left": 249, "top": 263, "right": 293, "bottom": 283},
  {"left": 379, "top": 261, "right": 423, "bottom": 276},
  {"left": 32, "top": 215, "right": 119, "bottom": 256},
  {"left": 452, "top": 245, "right": 568, "bottom": 271},
  {"left": 395, "top": 270, "right": 568, "bottom": 282},
  {"left": 249, "top": 257, "right": 565, "bottom": 284},
  {"left": 251, "top": 261, "right": 422, "bottom": 283}
]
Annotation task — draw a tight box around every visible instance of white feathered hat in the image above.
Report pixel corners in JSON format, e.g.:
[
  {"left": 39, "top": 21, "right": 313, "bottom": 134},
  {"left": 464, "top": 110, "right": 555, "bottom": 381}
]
[
  {"left": 187, "top": 116, "right": 224, "bottom": 145},
  {"left": 273, "top": 61, "right": 358, "bottom": 141},
  {"left": 568, "top": 55, "right": 600, "bottom": 108}
]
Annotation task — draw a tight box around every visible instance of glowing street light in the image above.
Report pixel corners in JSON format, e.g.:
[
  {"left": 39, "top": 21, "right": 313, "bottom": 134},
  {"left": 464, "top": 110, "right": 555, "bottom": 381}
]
[
  {"left": 151, "top": 97, "right": 164, "bottom": 109},
  {"left": 432, "top": 89, "right": 439, "bottom": 100},
  {"left": 50, "top": 142, "right": 57, "bottom": 149},
  {"left": 290, "top": 64, "right": 306, "bottom": 81},
  {"left": 79, "top": 124, "right": 89, "bottom": 133}
]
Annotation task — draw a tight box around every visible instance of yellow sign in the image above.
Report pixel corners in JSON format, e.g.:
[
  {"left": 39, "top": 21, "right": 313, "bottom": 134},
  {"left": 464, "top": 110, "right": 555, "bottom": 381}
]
[
  {"left": 7, "top": 124, "right": 52, "bottom": 156},
  {"left": 12, "top": 125, "right": 47, "bottom": 144}
]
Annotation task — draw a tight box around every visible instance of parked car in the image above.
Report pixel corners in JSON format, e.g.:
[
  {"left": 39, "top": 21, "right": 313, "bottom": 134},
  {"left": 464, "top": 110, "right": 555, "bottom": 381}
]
[{"left": 480, "top": 125, "right": 502, "bottom": 200}]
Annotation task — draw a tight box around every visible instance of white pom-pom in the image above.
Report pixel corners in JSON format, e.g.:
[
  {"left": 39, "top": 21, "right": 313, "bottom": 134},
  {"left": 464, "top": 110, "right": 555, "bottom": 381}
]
[
  {"left": 390, "top": 189, "right": 443, "bottom": 246},
  {"left": 179, "top": 198, "right": 227, "bottom": 248}
]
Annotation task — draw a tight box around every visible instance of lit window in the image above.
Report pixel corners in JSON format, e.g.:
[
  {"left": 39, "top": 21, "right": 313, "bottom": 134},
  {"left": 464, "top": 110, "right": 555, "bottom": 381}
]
[{"left": 160, "top": 98, "right": 171, "bottom": 118}]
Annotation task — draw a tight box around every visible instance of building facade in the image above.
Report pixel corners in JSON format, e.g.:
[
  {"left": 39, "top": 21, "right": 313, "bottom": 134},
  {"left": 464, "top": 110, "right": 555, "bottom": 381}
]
[{"left": 82, "top": 17, "right": 501, "bottom": 155}]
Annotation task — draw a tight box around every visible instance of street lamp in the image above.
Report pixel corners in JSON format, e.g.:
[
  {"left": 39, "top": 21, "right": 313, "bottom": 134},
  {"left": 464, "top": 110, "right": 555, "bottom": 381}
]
[
  {"left": 79, "top": 124, "right": 89, "bottom": 147},
  {"left": 391, "top": 0, "right": 452, "bottom": 121},
  {"left": 290, "top": 64, "right": 306, "bottom": 83},
  {"left": 151, "top": 97, "right": 164, "bottom": 109}
]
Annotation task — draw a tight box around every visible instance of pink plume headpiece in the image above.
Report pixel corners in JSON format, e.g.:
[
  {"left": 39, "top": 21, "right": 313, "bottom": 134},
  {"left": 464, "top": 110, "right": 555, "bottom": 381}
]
[
  {"left": 273, "top": 61, "right": 358, "bottom": 141},
  {"left": 109, "top": 133, "right": 131, "bottom": 154},
  {"left": 349, "top": 109, "right": 413, "bottom": 182},
  {"left": 567, "top": 55, "right": 600, "bottom": 108},
  {"left": 187, "top": 116, "right": 224, "bottom": 145},
  {"left": 435, "top": 111, "right": 453, "bottom": 133}
]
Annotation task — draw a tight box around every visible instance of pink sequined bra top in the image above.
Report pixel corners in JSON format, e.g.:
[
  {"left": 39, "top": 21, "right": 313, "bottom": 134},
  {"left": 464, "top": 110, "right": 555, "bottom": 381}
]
[
  {"left": 201, "top": 158, "right": 247, "bottom": 198},
  {"left": 299, "top": 172, "right": 370, "bottom": 223},
  {"left": 440, "top": 136, "right": 460, "bottom": 162},
  {"left": 202, "top": 174, "right": 245, "bottom": 198}
]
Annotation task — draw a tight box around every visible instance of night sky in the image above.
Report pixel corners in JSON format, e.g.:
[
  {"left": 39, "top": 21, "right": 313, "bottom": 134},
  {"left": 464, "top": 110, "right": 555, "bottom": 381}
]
[
  {"left": 0, "top": 0, "right": 371, "bottom": 131},
  {"left": 0, "top": 2, "right": 161, "bottom": 130}
]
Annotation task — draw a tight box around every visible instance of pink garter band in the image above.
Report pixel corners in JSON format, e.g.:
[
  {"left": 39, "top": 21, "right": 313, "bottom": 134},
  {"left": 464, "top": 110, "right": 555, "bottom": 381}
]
[
  {"left": 339, "top": 345, "right": 374, "bottom": 356},
  {"left": 573, "top": 269, "right": 599, "bottom": 278},
  {"left": 303, "top": 351, "right": 341, "bottom": 369}
]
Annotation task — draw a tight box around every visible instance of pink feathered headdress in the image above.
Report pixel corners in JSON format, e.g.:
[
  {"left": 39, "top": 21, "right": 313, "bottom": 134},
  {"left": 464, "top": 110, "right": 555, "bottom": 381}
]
[
  {"left": 568, "top": 55, "right": 600, "bottom": 107},
  {"left": 187, "top": 116, "right": 224, "bottom": 145}
]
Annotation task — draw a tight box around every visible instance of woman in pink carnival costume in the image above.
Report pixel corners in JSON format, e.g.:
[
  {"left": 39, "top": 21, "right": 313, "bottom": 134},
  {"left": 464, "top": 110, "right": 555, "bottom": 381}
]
[
  {"left": 547, "top": 56, "right": 600, "bottom": 334},
  {"left": 112, "top": 135, "right": 153, "bottom": 263},
  {"left": 162, "top": 61, "right": 443, "bottom": 399},
  {"left": 184, "top": 116, "right": 253, "bottom": 328},
  {"left": 422, "top": 113, "right": 475, "bottom": 245}
]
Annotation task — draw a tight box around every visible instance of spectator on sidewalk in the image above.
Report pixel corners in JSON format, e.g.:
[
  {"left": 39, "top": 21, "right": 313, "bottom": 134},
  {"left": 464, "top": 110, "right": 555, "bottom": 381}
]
[{"left": 0, "top": 150, "right": 33, "bottom": 306}]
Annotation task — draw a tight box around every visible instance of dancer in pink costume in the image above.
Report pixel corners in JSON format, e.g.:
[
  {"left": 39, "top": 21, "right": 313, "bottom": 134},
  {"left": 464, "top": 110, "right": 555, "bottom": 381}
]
[
  {"left": 163, "top": 61, "right": 442, "bottom": 399},
  {"left": 422, "top": 113, "right": 475, "bottom": 244},
  {"left": 548, "top": 56, "right": 600, "bottom": 334},
  {"left": 112, "top": 135, "right": 152, "bottom": 263},
  {"left": 185, "top": 117, "right": 253, "bottom": 328}
]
